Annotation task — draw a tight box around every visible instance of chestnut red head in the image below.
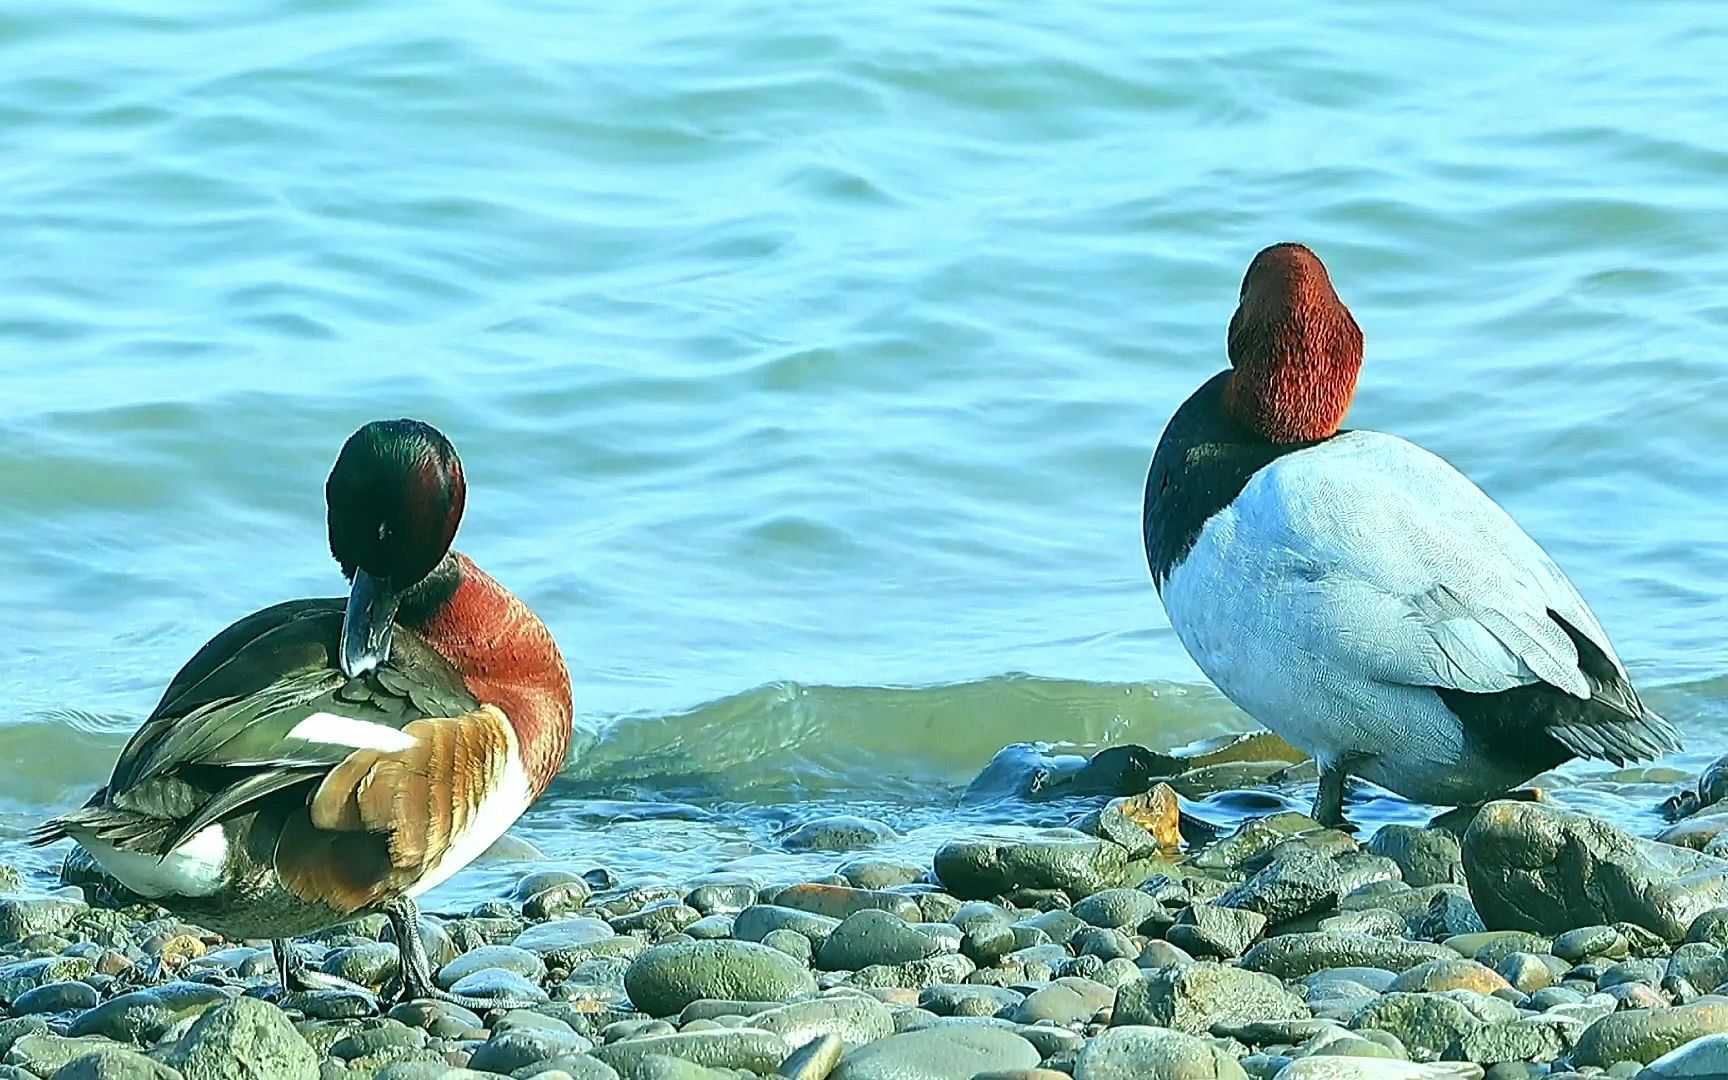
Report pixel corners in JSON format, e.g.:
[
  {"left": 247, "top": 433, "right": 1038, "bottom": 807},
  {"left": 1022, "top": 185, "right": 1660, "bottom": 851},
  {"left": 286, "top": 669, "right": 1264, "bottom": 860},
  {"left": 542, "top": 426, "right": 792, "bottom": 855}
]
[
  {"left": 1223, "top": 243, "right": 1364, "bottom": 443},
  {"left": 325, "top": 419, "right": 466, "bottom": 676}
]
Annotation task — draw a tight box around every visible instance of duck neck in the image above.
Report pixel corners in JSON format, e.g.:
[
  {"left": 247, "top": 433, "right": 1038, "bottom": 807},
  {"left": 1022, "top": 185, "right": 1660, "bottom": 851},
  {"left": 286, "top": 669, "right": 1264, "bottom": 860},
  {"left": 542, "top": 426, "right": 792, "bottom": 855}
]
[{"left": 401, "top": 552, "right": 572, "bottom": 793}]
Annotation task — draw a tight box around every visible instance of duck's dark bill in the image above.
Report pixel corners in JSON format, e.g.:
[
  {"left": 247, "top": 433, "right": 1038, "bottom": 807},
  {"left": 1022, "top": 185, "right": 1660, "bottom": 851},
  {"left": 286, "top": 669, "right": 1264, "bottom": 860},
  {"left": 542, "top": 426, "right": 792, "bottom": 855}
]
[{"left": 341, "top": 569, "right": 400, "bottom": 677}]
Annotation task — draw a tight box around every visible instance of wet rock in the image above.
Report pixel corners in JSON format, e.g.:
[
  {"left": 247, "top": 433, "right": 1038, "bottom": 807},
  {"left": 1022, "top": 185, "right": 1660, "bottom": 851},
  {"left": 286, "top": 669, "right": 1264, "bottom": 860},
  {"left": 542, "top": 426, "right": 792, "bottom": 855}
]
[
  {"left": 1273, "top": 1064, "right": 1484, "bottom": 1079},
  {"left": 1220, "top": 848, "right": 1346, "bottom": 924},
  {"left": 0, "top": 956, "right": 94, "bottom": 1001},
  {"left": 447, "top": 968, "right": 549, "bottom": 1003},
  {"left": 435, "top": 944, "right": 546, "bottom": 989},
  {"left": 326, "top": 1021, "right": 427, "bottom": 1060},
  {"left": 1462, "top": 800, "right": 1728, "bottom": 941},
  {"left": 1637, "top": 1031, "right": 1728, "bottom": 1078},
  {"left": 933, "top": 835, "right": 1141, "bottom": 900},
  {"left": 782, "top": 817, "right": 898, "bottom": 853},
  {"left": 590, "top": 1028, "right": 789, "bottom": 1073},
  {"left": 764, "top": 929, "right": 816, "bottom": 964},
  {"left": 624, "top": 940, "right": 816, "bottom": 1017},
  {"left": 1116, "top": 961, "right": 1307, "bottom": 1034},
  {"left": 1686, "top": 908, "right": 1728, "bottom": 949},
  {"left": 775, "top": 885, "right": 922, "bottom": 923},
  {"left": 751, "top": 995, "right": 894, "bottom": 1049},
  {"left": 1192, "top": 813, "right": 1323, "bottom": 872},
  {"left": 466, "top": 1028, "right": 594, "bottom": 1073},
  {"left": 1494, "top": 953, "right": 1557, "bottom": 995},
  {"left": 1571, "top": 1001, "right": 1728, "bottom": 1067},
  {"left": 1075, "top": 1025, "right": 1249, "bottom": 1079},
  {"left": 1417, "top": 891, "right": 1485, "bottom": 940},
  {"left": 1072, "top": 889, "right": 1158, "bottom": 931},
  {"left": 828, "top": 1025, "right": 1039, "bottom": 1080},
  {"left": 1007, "top": 977, "right": 1116, "bottom": 1026},
  {"left": 0, "top": 893, "right": 86, "bottom": 944},
  {"left": 69, "top": 984, "right": 231, "bottom": 1045},
  {"left": 776, "top": 1032, "right": 846, "bottom": 1080},
  {"left": 1450, "top": 1020, "right": 1568, "bottom": 1064},
  {"left": 817, "top": 910, "right": 940, "bottom": 971},
  {"left": 919, "top": 984, "right": 1026, "bottom": 1018},
  {"left": 845, "top": 953, "right": 974, "bottom": 990},
  {"left": 683, "top": 878, "right": 759, "bottom": 917},
  {"left": 10, "top": 981, "right": 99, "bottom": 1015},
  {"left": 163, "top": 995, "right": 318, "bottom": 1080},
  {"left": 1168, "top": 903, "right": 1268, "bottom": 959},
  {"left": 1242, "top": 933, "right": 1455, "bottom": 980},
  {"left": 1349, "top": 993, "right": 1482, "bottom": 1062},
  {"left": 4, "top": 1036, "right": 122, "bottom": 1077},
  {"left": 1320, "top": 909, "right": 1409, "bottom": 939},
  {"left": 1367, "top": 827, "right": 1465, "bottom": 888},
  {"left": 731, "top": 906, "right": 841, "bottom": 948},
  {"left": 1089, "top": 785, "right": 1184, "bottom": 858},
  {"left": 511, "top": 918, "right": 624, "bottom": 965},
  {"left": 48, "top": 1047, "right": 186, "bottom": 1079},
  {"left": 1388, "top": 960, "right": 1511, "bottom": 996},
  {"left": 836, "top": 859, "right": 922, "bottom": 891}
]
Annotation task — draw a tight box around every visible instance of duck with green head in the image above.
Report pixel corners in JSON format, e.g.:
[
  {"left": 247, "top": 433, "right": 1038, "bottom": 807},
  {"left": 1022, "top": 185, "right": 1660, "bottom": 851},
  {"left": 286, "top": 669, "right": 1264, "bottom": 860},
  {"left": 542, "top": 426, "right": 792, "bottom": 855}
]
[{"left": 34, "top": 419, "right": 573, "bottom": 1008}]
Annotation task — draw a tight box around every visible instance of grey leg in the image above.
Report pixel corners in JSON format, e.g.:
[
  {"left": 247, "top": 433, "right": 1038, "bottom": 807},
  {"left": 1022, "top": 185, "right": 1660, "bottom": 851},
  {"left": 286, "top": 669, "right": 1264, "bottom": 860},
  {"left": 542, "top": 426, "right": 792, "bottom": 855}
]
[
  {"left": 385, "top": 894, "right": 541, "bottom": 1011},
  {"left": 1312, "top": 762, "right": 1350, "bottom": 829}
]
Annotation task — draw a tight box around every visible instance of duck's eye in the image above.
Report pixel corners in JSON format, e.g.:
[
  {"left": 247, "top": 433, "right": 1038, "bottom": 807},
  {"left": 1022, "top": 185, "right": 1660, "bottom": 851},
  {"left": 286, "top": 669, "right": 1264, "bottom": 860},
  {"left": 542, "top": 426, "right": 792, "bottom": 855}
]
[{"left": 377, "top": 522, "right": 389, "bottom": 542}]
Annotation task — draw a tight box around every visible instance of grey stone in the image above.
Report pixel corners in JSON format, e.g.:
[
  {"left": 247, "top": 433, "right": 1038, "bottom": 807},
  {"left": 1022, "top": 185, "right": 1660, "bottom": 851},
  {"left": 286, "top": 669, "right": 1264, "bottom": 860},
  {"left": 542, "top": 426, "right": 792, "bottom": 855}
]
[
  {"left": 782, "top": 817, "right": 898, "bottom": 853},
  {"left": 774, "top": 885, "right": 921, "bottom": 923},
  {"left": 467, "top": 1029, "right": 594, "bottom": 1072},
  {"left": 1553, "top": 925, "right": 1629, "bottom": 963},
  {"left": 1349, "top": 993, "right": 1483, "bottom": 1062},
  {"left": 1116, "top": 961, "right": 1308, "bottom": 1035},
  {"left": 48, "top": 1047, "right": 186, "bottom": 1079},
  {"left": 68, "top": 985, "right": 229, "bottom": 1046},
  {"left": 684, "top": 879, "right": 759, "bottom": 917},
  {"left": 10, "top": 981, "right": 99, "bottom": 1015},
  {"left": 829, "top": 1025, "right": 1039, "bottom": 1080},
  {"left": 684, "top": 915, "right": 735, "bottom": 941},
  {"left": 776, "top": 1033, "right": 845, "bottom": 1080},
  {"left": 1075, "top": 926, "right": 1140, "bottom": 962},
  {"left": 0, "top": 957, "right": 94, "bottom": 1002},
  {"left": 845, "top": 953, "right": 974, "bottom": 990},
  {"left": 514, "top": 923, "right": 640, "bottom": 971},
  {"left": 836, "top": 859, "right": 921, "bottom": 891},
  {"left": 1318, "top": 910, "right": 1408, "bottom": 939},
  {"left": 624, "top": 940, "right": 816, "bottom": 1017},
  {"left": 1274, "top": 1063, "right": 1485, "bottom": 1079},
  {"left": 1168, "top": 903, "right": 1269, "bottom": 959},
  {"left": 817, "top": 910, "right": 940, "bottom": 971},
  {"left": 1450, "top": 1020, "right": 1568, "bottom": 1064},
  {"left": 1464, "top": 801, "right": 1728, "bottom": 941},
  {"left": 1685, "top": 909, "right": 1728, "bottom": 949},
  {"left": 165, "top": 997, "right": 317, "bottom": 1080},
  {"left": 0, "top": 893, "right": 86, "bottom": 944},
  {"left": 326, "top": 1021, "right": 427, "bottom": 1060},
  {"left": 1367, "top": 826, "right": 1465, "bottom": 888},
  {"left": 1242, "top": 933, "right": 1456, "bottom": 980},
  {"left": 918, "top": 984, "right": 1025, "bottom": 1017},
  {"left": 1572, "top": 1001, "right": 1728, "bottom": 1067},
  {"left": 4, "top": 1037, "right": 123, "bottom": 1078},
  {"left": 436, "top": 944, "right": 547, "bottom": 989},
  {"left": 1637, "top": 1031, "right": 1728, "bottom": 1078},
  {"left": 589, "top": 1028, "right": 789, "bottom": 1073},
  {"left": 1221, "top": 849, "right": 1346, "bottom": 924},
  {"left": 1494, "top": 953, "right": 1556, "bottom": 995},
  {"left": 1075, "top": 1025, "right": 1249, "bottom": 1079},
  {"left": 448, "top": 967, "right": 550, "bottom": 1002},
  {"left": 1006, "top": 977, "right": 1115, "bottom": 1026},
  {"left": 763, "top": 929, "right": 815, "bottom": 964},
  {"left": 1388, "top": 960, "right": 1511, "bottom": 996},
  {"left": 751, "top": 994, "right": 894, "bottom": 1049},
  {"left": 1073, "top": 889, "right": 1159, "bottom": 931},
  {"left": 932, "top": 836, "right": 1142, "bottom": 900},
  {"left": 731, "top": 906, "right": 841, "bottom": 948}
]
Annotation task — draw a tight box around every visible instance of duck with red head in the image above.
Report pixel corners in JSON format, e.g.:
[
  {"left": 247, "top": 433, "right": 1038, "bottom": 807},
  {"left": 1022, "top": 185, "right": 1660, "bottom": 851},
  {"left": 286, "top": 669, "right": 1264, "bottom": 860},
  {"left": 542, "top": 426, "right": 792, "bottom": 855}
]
[
  {"left": 1144, "top": 243, "right": 1678, "bottom": 826},
  {"left": 35, "top": 419, "right": 572, "bottom": 1009}
]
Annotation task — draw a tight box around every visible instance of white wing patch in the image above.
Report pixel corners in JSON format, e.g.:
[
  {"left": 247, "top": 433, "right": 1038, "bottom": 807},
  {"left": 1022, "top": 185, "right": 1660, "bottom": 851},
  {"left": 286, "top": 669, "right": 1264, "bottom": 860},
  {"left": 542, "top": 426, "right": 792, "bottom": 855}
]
[
  {"left": 289, "top": 712, "right": 419, "bottom": 752},
  {"left": 77, "top": 824, "right": 229, "bottom": 898}
]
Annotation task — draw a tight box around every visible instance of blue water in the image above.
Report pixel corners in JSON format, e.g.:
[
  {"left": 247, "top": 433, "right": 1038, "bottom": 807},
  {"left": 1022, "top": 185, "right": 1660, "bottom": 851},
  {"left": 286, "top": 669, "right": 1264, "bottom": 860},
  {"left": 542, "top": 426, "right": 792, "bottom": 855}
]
[{"left": 3, "top": 0, "right": 1727, "bottom": 900}]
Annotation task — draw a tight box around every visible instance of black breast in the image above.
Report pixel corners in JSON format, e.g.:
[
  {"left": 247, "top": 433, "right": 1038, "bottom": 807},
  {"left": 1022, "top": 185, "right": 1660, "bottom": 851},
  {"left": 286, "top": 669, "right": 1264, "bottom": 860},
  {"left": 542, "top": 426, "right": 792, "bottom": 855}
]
[{"left": 1143, "top": 372, "right": 1324, "bottom": 588}]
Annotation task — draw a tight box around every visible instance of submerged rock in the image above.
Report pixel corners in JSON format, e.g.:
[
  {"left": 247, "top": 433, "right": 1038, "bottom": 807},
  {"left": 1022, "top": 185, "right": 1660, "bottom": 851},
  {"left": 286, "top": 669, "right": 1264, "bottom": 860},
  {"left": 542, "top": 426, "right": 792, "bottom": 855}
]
[
  {"left": 781, "top": 816, "right": 899, "bottom": 853},
  {"left": 1462, "top": 800, "right": 1728, "bottom": 940}
]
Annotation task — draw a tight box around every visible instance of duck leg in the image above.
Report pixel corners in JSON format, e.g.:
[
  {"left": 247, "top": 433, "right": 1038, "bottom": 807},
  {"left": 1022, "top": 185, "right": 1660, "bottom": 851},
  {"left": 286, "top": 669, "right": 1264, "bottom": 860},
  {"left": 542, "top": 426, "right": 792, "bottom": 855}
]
[
  {"left": 274, "top": 937, "right": 375, "bottom": 998},
  {"left": 384, "top": 894, "right": 542, "bottom": 1011},
  {"left": 1312, "top": 762, "right": 1350, "bottom": 829}
]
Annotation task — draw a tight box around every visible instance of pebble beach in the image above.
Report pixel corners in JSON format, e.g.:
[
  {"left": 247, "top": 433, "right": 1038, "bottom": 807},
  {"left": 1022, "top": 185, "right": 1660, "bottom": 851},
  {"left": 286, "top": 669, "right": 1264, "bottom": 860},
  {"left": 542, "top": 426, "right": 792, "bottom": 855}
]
[{"left": 9, "top": 741, "right": 1728, "bottom": 1080}]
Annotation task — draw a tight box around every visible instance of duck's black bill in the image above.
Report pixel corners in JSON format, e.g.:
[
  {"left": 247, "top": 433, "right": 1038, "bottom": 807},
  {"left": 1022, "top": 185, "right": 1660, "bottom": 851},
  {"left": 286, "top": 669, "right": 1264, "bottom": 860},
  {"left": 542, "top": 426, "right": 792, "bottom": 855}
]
[{"left": 340, "top": 570, "right": 400, "bottom": 678}]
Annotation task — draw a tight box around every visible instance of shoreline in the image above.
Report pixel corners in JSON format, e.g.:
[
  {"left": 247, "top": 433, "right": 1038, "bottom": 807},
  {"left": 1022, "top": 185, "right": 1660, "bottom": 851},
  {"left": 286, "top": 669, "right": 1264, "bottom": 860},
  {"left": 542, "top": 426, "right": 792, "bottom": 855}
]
[{"left": 4, "top": 743, "right": 1728, "bottom": 1079}]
